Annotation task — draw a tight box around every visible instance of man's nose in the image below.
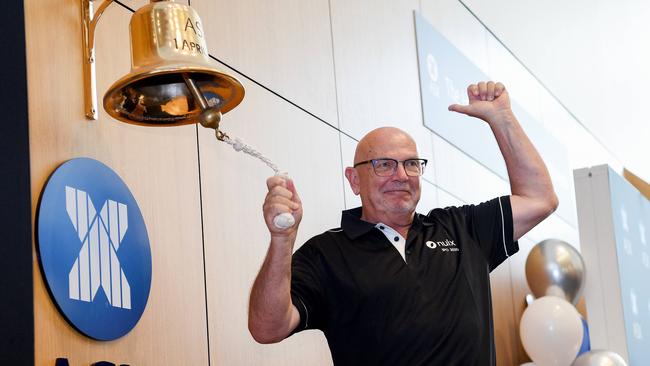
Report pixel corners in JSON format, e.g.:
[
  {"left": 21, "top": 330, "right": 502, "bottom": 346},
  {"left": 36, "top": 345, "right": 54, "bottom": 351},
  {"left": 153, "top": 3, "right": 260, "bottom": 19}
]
[{"left": 393, "top": 162, "right": 410, "bottom": 180}]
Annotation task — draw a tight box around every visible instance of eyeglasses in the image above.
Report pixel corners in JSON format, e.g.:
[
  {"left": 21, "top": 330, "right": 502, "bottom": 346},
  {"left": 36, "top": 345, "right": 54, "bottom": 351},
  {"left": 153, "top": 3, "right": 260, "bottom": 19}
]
[{"left": 353, "top": 158, "right": 428, "bottom": 177}]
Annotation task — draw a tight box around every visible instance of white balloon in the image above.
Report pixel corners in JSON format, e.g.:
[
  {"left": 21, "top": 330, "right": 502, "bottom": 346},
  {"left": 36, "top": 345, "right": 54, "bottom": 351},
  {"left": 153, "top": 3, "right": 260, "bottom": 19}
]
[
  {"left": 520, "top": 296, "right": 583, "bottom": 366},
  {"left": 571, "top": 350, "right": 627, "bottom": 366}
]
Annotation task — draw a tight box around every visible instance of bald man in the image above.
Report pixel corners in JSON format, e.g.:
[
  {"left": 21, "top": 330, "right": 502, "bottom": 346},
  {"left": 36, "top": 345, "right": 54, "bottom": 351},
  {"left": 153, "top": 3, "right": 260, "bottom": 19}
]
[{"left": 249, "top": 81, "right": 558, "bottom": 365}]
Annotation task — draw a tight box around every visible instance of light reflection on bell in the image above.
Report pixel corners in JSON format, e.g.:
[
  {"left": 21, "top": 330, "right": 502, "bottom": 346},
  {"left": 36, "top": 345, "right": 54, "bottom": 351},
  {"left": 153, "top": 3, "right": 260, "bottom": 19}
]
[{"left": 103, "top": 0, "right": 244, "bottom": 126}]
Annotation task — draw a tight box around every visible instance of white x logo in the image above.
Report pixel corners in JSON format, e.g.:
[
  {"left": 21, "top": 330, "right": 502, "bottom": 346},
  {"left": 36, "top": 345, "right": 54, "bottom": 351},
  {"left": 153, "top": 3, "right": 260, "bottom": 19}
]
[{"left": 65, "top": 186, "right": 131, "bottom": 309}]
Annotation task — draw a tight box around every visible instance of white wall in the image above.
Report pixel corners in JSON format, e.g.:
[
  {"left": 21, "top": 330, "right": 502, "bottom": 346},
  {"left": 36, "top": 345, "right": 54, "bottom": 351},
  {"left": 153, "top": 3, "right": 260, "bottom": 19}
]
[{"left": 460, "top": 0, "right": 650, "bottom": 182}]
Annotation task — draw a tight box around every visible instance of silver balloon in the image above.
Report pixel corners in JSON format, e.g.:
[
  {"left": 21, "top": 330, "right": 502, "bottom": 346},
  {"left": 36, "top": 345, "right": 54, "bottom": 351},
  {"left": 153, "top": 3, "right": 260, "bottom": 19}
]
[
  {"left": 571, "top": 350, "right": 628, "bottom": 366},
  {"left": 525, "top": 239, "right": 586, "bottom": 305}
]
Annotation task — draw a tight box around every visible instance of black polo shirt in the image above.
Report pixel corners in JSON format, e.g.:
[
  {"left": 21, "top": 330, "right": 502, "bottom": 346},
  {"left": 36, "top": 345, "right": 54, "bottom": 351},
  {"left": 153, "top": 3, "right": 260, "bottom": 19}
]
[{"left": 289, "top": 196, "right": 518, "bottom": 366}]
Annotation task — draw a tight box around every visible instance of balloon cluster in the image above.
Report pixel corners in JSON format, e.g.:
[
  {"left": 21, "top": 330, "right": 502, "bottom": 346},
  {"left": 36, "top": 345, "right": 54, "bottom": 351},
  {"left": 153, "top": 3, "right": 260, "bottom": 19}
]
[{"left": 520, "top": 239, "right": 628, "bottom": 366}]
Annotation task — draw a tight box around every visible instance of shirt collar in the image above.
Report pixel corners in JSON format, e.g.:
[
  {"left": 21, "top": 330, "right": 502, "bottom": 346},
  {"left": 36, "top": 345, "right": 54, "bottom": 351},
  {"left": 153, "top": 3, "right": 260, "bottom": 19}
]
[
  {"left": 341, "top": 207, "right": 376, "bottom": 240},
  {"left": 341, "top": 207, "right": 434, "bottom": 240}
]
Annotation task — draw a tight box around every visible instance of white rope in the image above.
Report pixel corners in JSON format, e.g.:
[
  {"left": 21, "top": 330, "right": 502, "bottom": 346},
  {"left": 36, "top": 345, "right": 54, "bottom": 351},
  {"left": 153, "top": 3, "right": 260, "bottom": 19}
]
[
  {"left": 221, "top": 135, "right": 281, "bottom": 175},
  {"left": 220, "top": 134, "right": 295, "bottom": 229}
]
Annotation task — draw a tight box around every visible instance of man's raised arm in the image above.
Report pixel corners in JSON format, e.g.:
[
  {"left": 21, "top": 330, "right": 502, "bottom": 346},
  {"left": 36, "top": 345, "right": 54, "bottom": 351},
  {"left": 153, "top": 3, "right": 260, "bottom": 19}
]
[
  {"left": 248, "top": 176, "right": 302, "bottom": 343},
  {"left": 449, "top": 81, "right": 559, "bottom": 240}
]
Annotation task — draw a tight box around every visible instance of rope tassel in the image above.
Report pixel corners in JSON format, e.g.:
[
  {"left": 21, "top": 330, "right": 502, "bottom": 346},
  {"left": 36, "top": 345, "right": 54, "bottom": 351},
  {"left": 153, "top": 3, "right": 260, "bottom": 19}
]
[{"left": 218, "top": 132, "right": 295, "bottom": 229}]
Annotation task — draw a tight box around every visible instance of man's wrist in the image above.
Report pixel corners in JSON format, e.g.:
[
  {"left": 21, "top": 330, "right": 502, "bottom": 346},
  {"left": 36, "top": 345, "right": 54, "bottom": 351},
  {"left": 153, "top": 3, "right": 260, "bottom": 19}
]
[
  {"left": 270, "top": 232, "right": 298, "bottom": 247},
  {"left": 486, "top": 109, "right": 517, "bottom": 127}
]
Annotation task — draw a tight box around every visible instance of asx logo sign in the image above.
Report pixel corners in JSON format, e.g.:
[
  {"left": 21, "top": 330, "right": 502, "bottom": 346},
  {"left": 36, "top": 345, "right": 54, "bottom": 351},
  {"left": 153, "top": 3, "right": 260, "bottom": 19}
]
[
  {"left": 38, "top": 158, "right": 151, "bottom": 341},
  {"left": 65, "top": 186, "right": 131, "bottom": 309}
]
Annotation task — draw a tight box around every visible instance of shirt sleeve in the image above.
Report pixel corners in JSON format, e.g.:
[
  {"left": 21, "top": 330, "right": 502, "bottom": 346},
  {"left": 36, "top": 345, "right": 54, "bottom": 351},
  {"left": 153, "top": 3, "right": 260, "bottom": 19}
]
[
  {"left": 289, "top": 240, "right": 327, "bottom": 335},
  {"left": 462, "top": 195, "right": 519, "bottom": 271}
]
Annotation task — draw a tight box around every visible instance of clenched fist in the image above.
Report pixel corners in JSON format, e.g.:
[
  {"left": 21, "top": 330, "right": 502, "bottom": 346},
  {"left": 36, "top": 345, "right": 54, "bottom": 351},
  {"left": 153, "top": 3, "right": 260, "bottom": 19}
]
[
  {"left": 448, "top": 81, "right": 513, "bottom": 124},
  {"left": 263, "top": 176, "right": 303, "bottom": 238}
]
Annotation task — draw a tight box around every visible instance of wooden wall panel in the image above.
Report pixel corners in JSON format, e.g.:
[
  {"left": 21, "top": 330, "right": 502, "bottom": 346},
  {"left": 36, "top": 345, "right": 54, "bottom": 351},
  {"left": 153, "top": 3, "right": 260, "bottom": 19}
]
[
  {"left": 509, "top": 236, "right": 537, "bottom": 364},
  {"left": 199, "top": 68, "right": 343, "bottom": 366},
  {"left": 192, "top": 0, "right": 338, "bottom": 124},
  {"left": 340, "top": 133, "right": 362, "bottom": 210},
  {"left": 118, "top": 0, "right": 149, "bottom": 10},
  {"left": 490, "top": 261, "right": 518, "bottom": 366},
  {"left": 330, "top": 0, "right": 436, "bottom": 184},
  {"left": 25, "top": 0, "right": 209, "bottom": 364}
]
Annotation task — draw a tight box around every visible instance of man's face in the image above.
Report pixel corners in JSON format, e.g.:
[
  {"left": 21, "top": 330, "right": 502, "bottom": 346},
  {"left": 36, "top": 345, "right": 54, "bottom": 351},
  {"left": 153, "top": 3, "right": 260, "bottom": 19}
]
[{"left": 347, "top": 130, "right": 422, "bottom": 221}]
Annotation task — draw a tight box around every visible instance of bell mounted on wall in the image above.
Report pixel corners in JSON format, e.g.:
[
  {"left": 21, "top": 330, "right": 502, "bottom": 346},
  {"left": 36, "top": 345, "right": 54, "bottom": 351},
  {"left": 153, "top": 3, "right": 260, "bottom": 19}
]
[
  {"left": 82, "top": 0, "right": 244, "bottom": 129},
  {"left": 82, "top": 0, "right": 296, "bottom": 230}
]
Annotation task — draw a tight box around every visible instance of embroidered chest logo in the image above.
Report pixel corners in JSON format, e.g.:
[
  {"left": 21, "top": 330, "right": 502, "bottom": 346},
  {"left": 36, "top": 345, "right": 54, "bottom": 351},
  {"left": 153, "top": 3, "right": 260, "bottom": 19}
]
[{"left": 425, "top": 239, "right": 459, "bottom": 252}]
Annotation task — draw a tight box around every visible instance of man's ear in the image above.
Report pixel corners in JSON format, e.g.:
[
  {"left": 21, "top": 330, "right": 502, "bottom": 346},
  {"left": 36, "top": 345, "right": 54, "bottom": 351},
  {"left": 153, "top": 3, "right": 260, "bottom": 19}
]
[{"left": 345, "top": 167, "right": 360, "bottom": 195}]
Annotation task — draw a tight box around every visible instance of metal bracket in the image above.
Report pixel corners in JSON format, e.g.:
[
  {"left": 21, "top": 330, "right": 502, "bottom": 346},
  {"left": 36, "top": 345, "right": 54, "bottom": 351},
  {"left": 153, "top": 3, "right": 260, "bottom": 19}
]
[{"left": 82, "top": 0, "right": 115, "bottom": 120}]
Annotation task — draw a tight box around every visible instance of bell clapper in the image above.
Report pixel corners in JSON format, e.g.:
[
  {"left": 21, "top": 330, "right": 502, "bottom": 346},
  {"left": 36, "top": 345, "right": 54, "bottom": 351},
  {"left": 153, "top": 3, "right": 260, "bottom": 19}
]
[
  {"left": 182, "top": 73, "right": 295, "bottom": 229},
  {"left": 182, "top": 73, "right": 222, "bottom": 129}
]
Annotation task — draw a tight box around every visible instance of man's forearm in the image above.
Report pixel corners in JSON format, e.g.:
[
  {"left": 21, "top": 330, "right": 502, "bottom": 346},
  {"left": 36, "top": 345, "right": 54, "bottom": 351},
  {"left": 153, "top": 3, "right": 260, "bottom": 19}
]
[
  {"left": 248, "top": 235, "right": 299, "bottom": 343},
  {"left": 488, "top": 111, "right": 552, "bottom": 197},
  {"left": 488, "top": 111, "right": 558, "bottom": 239}
]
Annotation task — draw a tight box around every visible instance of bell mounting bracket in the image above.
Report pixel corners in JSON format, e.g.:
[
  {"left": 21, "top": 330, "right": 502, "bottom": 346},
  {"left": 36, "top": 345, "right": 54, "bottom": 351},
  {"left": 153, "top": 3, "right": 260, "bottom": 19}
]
[{"left": 82, "top": 0, "right": 115, "bottom": 120}]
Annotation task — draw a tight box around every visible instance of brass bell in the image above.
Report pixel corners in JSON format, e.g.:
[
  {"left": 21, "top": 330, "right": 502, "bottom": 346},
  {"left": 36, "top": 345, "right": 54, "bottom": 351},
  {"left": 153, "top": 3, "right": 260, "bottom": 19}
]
[{"left": 102, "top": 0, "right": 244, "bottom": 126}]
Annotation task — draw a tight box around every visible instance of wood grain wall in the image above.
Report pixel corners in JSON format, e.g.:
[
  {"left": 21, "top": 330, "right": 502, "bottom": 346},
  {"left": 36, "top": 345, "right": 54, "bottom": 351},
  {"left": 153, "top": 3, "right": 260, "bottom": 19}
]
[
  {"left": 24, "top": 0, "right": 611, "bottom": 365},
  {"left": 26, "top": 0, "right": 209, "bottom": 364}
]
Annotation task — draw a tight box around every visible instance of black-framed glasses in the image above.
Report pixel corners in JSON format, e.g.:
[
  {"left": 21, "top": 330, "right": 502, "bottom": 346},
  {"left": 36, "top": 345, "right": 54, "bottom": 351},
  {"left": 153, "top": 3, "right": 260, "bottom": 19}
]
[{"left": 353, "top": 158, "right": 428, "bottom": 177}]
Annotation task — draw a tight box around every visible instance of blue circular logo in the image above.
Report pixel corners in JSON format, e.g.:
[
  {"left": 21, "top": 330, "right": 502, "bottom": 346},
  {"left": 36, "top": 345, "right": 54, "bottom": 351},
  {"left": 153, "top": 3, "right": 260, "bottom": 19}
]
[{"left": 37, "top": 158, "right": 152, "bottom": 340}]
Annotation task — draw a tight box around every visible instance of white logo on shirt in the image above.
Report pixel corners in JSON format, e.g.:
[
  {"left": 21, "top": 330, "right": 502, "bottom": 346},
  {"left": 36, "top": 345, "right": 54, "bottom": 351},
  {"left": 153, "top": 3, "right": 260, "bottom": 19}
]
[{"left": 426, "top": 239, "right": 458, "bottom": 252}]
